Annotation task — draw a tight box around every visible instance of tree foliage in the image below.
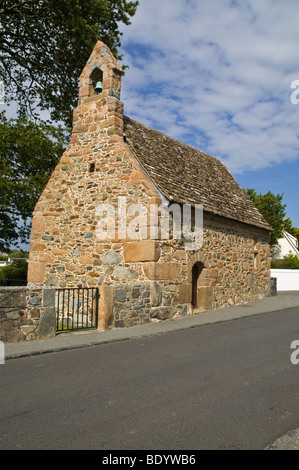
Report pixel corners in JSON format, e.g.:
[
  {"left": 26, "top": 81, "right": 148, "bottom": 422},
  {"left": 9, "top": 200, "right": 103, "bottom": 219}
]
[
  {"left": 271, "top": 254, "right": 299, "bottom": 270},
  {"left": 283, "top": 217, "right": 299, "bottom": 246},
  {"left": 0, "top": 1, "right": 139, "bottom": 250},
  {"left": 0, "top": 0, "right": 139, "bottom": 126},
  {"left": 244, "top": 188, "right": 287, "bottom": 246},
  {"left": 0, "top": 250, "right": 29, "bottom": 284},
  {"left": 0, "top": 111, "right": 67, "bottom": 251}
]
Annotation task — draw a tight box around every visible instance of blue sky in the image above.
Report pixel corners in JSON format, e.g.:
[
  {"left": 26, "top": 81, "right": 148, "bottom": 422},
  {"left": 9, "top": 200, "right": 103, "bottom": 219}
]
[{"left": 119, "top": 0, "right": 299, "bottom": 226}]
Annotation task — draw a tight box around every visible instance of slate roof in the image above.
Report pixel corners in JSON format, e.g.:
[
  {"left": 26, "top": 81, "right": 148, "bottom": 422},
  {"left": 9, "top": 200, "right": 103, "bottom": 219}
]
[{"left": 123, "top": 116, "right": 272, "bottom": 231}]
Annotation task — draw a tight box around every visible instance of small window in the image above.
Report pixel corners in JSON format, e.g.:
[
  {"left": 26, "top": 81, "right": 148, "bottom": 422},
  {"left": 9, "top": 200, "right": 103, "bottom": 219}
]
[
  {"left": 89, "top": 163, "right": 95, "bottom": 173},
  {"left": 254, "top": 242, "right": 259, "bottom": 268}
]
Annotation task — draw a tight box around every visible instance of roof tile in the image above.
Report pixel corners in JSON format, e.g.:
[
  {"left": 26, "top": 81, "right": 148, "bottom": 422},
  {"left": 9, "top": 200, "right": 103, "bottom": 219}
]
[{"left": 123, "top": 116, "right": 272, "bottom": 231}]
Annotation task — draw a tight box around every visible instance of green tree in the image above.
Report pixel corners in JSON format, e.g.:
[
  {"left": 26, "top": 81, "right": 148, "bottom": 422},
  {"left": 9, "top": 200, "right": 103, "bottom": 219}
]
[
  {"left": 0, "top": 0, "right": 139, "bottom": 126},
  {"left": 292, "top": 227, "right": 299, "bottom": 246},
  {"left": 283, "top": 217, "right": 293, "bottom": 234},
  {"left": 0, "top": 111, "right": 67, "bottom": 251},
  {"left": 283, "top": 217, "right": 299, "bottom": 246},
  {"left": 244, "top": 188, "right": 287, "bottom": 246},
  {"left": 0, "top": 250, "right": 28, "bottom": 284}
]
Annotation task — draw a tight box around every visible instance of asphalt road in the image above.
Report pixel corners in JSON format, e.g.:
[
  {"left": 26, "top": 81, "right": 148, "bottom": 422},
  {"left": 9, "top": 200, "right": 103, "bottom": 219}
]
[{"left": 0, "top": 307, "right": 298, "bottom": 450}]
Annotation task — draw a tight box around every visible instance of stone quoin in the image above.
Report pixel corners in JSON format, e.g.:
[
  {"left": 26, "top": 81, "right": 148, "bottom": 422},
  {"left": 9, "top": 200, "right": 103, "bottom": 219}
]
[{"left": 28, "top": 40, "right": 272, "bottom": 330}]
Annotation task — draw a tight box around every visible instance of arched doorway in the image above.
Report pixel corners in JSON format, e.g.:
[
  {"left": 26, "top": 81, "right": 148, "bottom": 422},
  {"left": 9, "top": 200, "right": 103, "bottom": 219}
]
[
  {"left": 188, "top": 252, "right": 213, "bottom": 313},
  {"left": 192, "top": 262, "right": 204, "bottom": 309}
]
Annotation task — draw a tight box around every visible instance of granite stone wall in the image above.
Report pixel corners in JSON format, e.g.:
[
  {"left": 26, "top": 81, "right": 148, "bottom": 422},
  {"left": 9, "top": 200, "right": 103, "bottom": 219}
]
[
  {"left": 0, "top": 287, "right": 56, "bottom": 342},
  {"left": 94, "top": 211, "right": 271, "bottom": 330},
  {"left": 110, "top": 281, "right": 190, "bottom": 329}
]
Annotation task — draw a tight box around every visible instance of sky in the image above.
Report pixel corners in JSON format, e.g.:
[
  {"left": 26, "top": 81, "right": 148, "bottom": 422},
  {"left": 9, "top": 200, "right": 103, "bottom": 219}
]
[{"left": 118, "top": 0, "right": 299, "bottom": 226}]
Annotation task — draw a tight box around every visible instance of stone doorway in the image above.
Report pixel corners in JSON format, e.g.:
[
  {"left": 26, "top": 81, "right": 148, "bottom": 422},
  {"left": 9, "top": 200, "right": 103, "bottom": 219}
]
[
  {"left": 192, "top": 262, "right": 204, "bottom": 309},
  {"left": 191, "top": 261, "right": 212, "bottom": 312}
]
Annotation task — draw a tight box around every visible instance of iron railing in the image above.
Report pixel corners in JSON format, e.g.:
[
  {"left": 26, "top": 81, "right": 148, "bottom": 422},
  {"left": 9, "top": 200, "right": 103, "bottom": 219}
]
[{"left": 56, "top": 287, "right": 99, "bottom": 332}]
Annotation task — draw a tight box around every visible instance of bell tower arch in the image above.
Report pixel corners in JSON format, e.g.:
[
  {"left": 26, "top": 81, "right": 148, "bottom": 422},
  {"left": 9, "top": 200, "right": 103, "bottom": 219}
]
[{"left": 78, "top": 40, "right": 123, "bottom": 104}]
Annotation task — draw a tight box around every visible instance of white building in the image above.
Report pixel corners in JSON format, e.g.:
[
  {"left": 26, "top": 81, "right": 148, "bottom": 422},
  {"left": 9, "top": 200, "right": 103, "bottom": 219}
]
[
  {"left": 272, "top": 231, "right": 299, "bottom": 259},
  {"left": 0, "top": 258, "right": 13, "bottom": 267}
]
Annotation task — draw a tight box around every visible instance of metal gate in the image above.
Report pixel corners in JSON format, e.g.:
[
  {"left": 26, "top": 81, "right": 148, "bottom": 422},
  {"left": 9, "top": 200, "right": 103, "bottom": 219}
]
[{"left": 56, "top": 287, "right": 99, "bottom": 332}]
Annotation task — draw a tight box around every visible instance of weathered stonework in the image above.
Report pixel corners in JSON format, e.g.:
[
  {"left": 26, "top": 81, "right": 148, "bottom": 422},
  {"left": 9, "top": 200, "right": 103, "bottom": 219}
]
[
  {"left": 0, "top": 287, "right": 56, "bottom": 342},
  {"left": 28, "top": 41, "right": 272, "bottom": 330}
]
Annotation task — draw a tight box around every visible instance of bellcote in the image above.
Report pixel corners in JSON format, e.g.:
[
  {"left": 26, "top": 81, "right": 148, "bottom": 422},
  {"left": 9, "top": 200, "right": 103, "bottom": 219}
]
[{"left": 78, "top": 40, "right": 124, "bottom": 104}]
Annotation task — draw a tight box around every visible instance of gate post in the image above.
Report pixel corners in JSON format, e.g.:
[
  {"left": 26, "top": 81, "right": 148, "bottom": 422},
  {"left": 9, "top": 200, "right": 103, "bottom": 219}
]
[
  {"left": 270, "top": 277, "right": 277, "bottom": 296},
  {"left": 98, "top": 286, "right": 115, "bottom": 330},
  {"left": 37, "top": 287, "right": 56, "bottom": 338}
]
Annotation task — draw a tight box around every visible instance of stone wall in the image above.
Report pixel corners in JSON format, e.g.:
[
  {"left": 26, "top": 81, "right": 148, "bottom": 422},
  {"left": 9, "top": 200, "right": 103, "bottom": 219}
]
[
  {"left": 28, "top": 41, "right": 160, "bottom": 289},
  {"left": 103, "top": 281, "right": 190, "bottom": 329},
  {"left": 94, "top": 212, "right": 270, "bottom": 330},
  {"left": 0, "top": 287, "right": 56, "bottom": 342},
  {"left": 200, "top": 213, "right": 271, "bottom": 309}
]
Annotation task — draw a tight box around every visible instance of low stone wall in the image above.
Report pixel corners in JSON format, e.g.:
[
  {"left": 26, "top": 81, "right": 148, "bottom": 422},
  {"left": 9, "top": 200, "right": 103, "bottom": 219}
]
[
  {"left": 0, "top": 286, "right": 56, "bottom": 343},
  {"left": 99, "top": 281, "right": 191, "bottom": 330}
]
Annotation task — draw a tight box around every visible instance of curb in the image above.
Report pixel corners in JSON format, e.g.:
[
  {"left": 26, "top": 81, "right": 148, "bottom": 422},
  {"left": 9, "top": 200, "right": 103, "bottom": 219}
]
[{"left": 265, "top": 429, "right": 299, "bottom": 450}]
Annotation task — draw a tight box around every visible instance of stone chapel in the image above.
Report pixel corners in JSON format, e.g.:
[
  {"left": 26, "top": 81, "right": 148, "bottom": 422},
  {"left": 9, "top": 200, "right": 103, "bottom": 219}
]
[{"left": 27, "top": 41, "right": 272, "bottom": 329}]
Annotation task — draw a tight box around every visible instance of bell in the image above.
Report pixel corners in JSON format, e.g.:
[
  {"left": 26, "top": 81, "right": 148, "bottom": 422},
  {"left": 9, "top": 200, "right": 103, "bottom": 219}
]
[{"left": 94, "top": 81, "right": 103, "bottom": 94}]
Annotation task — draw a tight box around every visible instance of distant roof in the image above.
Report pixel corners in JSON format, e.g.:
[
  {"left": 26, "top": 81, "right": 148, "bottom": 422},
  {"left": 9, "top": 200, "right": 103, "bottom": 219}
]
[{"left": 123, "top": 116, "right": 272, "bottom": 231}]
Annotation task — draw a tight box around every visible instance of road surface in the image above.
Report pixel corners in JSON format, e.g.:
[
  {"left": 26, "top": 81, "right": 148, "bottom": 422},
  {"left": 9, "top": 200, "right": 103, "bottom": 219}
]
[{"left": 0, "top": 307, "right": 298, "bottom": 450}]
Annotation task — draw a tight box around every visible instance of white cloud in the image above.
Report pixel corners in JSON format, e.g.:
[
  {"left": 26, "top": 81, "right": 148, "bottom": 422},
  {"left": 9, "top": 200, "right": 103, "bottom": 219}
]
[{"left": 119, "top": 0, "right": 299, "bottom": 174}]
